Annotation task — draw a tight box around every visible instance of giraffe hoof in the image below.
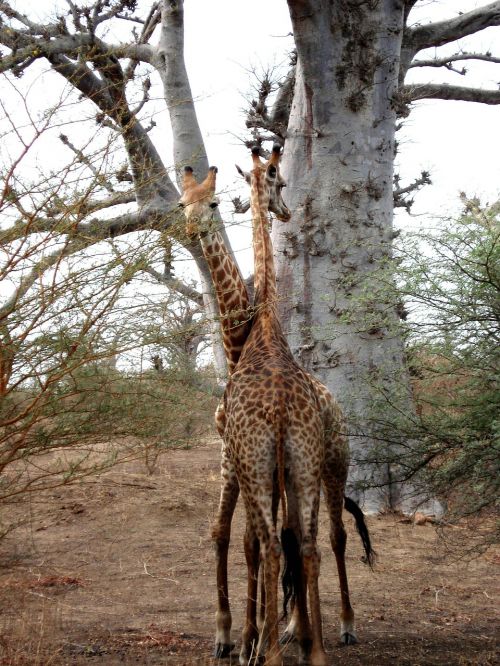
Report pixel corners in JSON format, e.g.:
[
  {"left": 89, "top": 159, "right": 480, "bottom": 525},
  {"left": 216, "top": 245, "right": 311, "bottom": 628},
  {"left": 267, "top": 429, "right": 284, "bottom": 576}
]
[
  {"left": 341, "top": 631, "right": 358, "bottom": 645},
  {"left": 214, "top": 642, "right": 235, "bottom": 658}
]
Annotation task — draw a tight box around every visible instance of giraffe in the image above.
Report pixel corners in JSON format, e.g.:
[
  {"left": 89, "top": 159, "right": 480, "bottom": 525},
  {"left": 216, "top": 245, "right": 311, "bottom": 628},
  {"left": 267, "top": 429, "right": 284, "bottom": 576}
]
[
  {"left": 236, "top": 147, "right": 374, "bottom": 653},
  {"left": 222, "top": 145, "right": 333, "bottom": 666},
  {"left": 180, "top": 157, "right": 373, "bottom": 662},
  {"left": 179, "top": 164, "right": 251, "bottom": 657}
]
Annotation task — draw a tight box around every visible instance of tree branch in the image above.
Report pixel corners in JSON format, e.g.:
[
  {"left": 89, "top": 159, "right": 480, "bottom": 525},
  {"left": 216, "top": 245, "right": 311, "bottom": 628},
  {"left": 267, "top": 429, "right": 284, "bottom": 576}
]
[
  {"left": 232, "top": 196, "right": 250, "bottom": 215},
  {"left": 44, "top": 190, "right": 137, "bottom": 219},
  {"left": 156, "top": 0, "right": 209, "bottom": 182},
  {"left": 404, "top": 83, "right": 500, "bottom": 105},
  {"left": 0, "top": 28, "right": 152, "bottom": 75},
  {"left": 141, "top": 266, "right": 204, "bottom": 307},
  {"left": 405, "top": 2, "right": 500, "bottom": 52},
  {"left": 393, "top": 171, "right": 432, "bottom": 212},
  {"left": 243, "top": 60, "right": 297, "bottom": 148},
  {"left": 59, "top": 133, "right": 115, "bottom": 193},
  {"left": 124, "top": 2, "right": 161, "bottom": 80},
  {"left": 269, "top": 64, "right": 296, "bottom": 135},
  {"left": 47, "top": 53, "right": 177, "bottom": 208},
  {"left": 410, "top": 52, "right": 500, "bottom": 72}
]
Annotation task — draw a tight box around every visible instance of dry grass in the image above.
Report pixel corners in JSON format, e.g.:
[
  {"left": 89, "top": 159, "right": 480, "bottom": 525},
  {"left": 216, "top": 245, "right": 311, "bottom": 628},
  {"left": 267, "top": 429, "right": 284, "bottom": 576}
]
[{"left": 0, "top": 435, "right": 498, "bottom": 665}]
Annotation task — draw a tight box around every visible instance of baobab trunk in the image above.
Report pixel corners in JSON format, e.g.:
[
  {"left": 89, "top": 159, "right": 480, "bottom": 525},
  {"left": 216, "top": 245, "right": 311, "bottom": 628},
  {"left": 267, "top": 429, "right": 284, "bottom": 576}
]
[{"left": 276, "top": 1, "right": 429, "bottom": 513}]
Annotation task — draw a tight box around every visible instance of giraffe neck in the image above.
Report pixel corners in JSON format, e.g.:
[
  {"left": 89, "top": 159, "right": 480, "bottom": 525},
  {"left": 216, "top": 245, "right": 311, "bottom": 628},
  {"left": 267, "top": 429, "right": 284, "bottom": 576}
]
[
  {"left": 250, "top": 170, "right": 278, "bottom": 310},
  {"left": 200, "top": 230, "right": 251, "bottom": 374}
]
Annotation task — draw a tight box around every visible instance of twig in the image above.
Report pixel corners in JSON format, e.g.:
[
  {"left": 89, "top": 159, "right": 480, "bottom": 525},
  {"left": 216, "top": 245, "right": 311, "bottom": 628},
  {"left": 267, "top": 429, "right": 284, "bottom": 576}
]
[{"left": 142, "top": 561, "right": 179, "bottom": 584}]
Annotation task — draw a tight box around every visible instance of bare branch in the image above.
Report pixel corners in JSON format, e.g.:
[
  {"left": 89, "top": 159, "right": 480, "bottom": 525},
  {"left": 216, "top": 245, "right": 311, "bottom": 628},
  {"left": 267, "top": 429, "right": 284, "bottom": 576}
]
[
  {"left": 405, "top": 2, "right": 500, "bottom": 52},
  {"left": 0, "top": 29, "right": 152, "bottom": 75},
  {"left": 232, "top": 196, "right": 250, "bottom": 215},
  {"left": 410, "top": 52, "right": 500, "bottom": 72},
  {"left": 393, "top": 171, "right": 432, "bottom": 212},
  {"left": 404, "top": 1, "right": 419, "bottom": 27},
  {"left": 130, "top": 76, "right": 151, "bottom": 116},
  {"left": 47, "top": 53, "right": 177, "bottom": 207},
  {"left": 59, "top": 133, "right": 115, "bottom": 193},
  {"left": 124, "top": 2, "right": 161, "bottom": 80},
  {"left": 44, "top": 190, "right": 137, "bottom": 219},
  {"left": 404, "top": 83, "right": 500, "bottom": 105},
  {"left": 0, "top": 1, "right": 64, "bottom": 36},
  {"left": 269, "top": 63, "right": 296, "bottom": 134},
  {"left": 244, "top": 66, "right": 291, "bottom": 145},
  {"left": 141, "top": 266, "right": 204, "bottom": 307}
]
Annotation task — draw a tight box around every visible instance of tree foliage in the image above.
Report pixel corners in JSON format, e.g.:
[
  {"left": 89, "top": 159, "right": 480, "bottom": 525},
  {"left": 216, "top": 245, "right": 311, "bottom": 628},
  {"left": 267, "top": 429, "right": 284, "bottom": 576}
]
[{"left": 357, "top": 200, "right": 499, "bottom": 540}]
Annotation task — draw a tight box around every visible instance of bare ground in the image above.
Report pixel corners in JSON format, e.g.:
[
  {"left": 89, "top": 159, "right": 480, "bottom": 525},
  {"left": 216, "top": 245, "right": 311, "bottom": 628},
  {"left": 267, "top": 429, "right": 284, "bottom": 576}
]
[{"left": 0, "top": 436, "right": 498, "bottom": 665}]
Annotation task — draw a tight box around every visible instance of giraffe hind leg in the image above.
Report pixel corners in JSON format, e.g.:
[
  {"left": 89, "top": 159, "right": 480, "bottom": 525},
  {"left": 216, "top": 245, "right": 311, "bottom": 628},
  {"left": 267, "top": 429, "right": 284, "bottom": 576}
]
[
  {"left": 299, "top": 496, "right": 328, "bottom": 666},
  {"left": 256, "top": 533, "right": 282, "bottom": 666},
  {"left": 239, "top": 525, "right": 260, "bottom": 665},
  {"left": 281, "top": 526, "right": 312, "bottom": 665},
  {"left": 280, "top": 484, "right": 312, "bottom": 663},
  {"left": 323, "top": 479, "right": 358, "bottom": 645}
]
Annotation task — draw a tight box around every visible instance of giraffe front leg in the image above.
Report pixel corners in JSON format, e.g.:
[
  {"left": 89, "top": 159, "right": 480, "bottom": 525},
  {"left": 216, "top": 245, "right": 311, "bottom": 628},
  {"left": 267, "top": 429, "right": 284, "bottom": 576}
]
[{"left": 212, "top": 449, "right": 239, "bottom": 658}]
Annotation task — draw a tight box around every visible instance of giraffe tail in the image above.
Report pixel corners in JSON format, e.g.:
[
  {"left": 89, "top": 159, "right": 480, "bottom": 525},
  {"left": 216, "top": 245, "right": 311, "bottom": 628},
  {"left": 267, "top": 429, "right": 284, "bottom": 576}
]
[
  {"left": 272, "top": 396, "right": 300, "bottom": 620},
  {"left": 281, "top": 526, "right": 302, "bottom": 619},
  {"left": 344, "top": 496, "right": 376, "bottom": 568},
  {"left": 267, "top": 396, "right": 288, "bottom": 531}
]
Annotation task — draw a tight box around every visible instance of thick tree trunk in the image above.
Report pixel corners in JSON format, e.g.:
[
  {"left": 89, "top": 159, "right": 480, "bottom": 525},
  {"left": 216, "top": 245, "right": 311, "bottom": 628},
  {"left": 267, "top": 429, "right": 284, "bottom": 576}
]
[{"left": 276, "top": 0, "right": 435, "bottom": 513}]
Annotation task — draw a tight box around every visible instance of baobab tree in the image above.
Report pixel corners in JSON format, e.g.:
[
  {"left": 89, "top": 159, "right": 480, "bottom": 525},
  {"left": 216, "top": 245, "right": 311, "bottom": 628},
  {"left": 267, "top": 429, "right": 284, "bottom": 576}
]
[{"left": 0, "top": 0, "right": 498, "bottom": 511}]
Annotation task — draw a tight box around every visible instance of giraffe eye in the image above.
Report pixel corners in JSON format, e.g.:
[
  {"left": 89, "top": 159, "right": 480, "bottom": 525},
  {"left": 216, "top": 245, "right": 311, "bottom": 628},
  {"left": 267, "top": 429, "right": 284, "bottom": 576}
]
[{"left": 209, "top": 201, "right": 218, "bottom": 209}]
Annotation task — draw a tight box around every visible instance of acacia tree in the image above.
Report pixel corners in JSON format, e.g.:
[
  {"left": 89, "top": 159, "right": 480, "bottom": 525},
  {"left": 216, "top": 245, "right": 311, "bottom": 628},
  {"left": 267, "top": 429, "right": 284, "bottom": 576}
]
[{"left": 1, "top": 1, "right": 499, "bottom": 512}]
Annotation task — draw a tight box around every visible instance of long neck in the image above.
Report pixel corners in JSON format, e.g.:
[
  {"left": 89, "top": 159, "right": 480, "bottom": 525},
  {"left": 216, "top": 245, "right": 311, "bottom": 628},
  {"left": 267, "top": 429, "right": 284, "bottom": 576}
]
[
  {"left": 250, "top": 170, "right": 278, "bottom": 310},
  {"left": 200, "top": 229, "right": 251, "bottom": 374}
]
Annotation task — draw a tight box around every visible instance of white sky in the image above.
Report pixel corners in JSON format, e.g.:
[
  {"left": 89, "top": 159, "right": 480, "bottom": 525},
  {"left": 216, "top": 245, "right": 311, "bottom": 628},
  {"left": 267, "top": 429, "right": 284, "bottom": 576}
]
[{"left": 2, "top": 0, "right": 499, "bottom": 280}]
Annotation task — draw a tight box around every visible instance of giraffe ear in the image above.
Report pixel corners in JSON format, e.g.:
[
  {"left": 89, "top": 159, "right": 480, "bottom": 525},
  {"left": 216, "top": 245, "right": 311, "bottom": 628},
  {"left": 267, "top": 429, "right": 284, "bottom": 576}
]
[
  {"left": 202, "top": 166, "right": 217, "bottom": 192},
  {"left": 236, "top": 164, "right": 251, "bottom": 185},
  {"left": 182, "top": 166, "right": 197, "bottom": 191}
]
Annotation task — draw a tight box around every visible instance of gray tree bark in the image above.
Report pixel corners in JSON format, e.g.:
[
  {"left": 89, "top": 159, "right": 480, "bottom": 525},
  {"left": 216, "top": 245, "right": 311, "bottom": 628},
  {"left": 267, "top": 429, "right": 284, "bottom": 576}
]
[
  {"left": 272, "top": 0, "right": 455, "bottom": 513},
  {"left": 274, "top": 1, "right": 404, "bottom": 511}
]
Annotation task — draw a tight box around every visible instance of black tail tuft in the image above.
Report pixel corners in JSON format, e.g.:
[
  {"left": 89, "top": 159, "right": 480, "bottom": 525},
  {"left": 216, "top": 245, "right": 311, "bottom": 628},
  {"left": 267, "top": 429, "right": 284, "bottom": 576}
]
[
  {"left": 281, "top": 527, "right": 302, "bottom": 619},
  {"left": 344, "top": 496, "right": 376, "bottom": 569}
]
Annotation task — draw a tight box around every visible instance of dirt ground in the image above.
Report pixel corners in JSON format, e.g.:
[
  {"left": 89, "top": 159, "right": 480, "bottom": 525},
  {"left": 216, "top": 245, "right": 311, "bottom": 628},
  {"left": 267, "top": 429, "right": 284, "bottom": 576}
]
[{"left": 0, "top": 435, "right": 498, "bottom": 666}]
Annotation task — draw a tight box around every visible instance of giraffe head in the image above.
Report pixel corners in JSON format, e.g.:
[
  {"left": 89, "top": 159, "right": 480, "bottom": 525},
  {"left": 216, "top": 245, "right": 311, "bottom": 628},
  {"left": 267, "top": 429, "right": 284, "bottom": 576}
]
[
  {"left": 237, "top": 145, "right": 291, "bottom": 221},
  {"left": 179, "top": 165, "right": 220, "bottom": 238}
]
